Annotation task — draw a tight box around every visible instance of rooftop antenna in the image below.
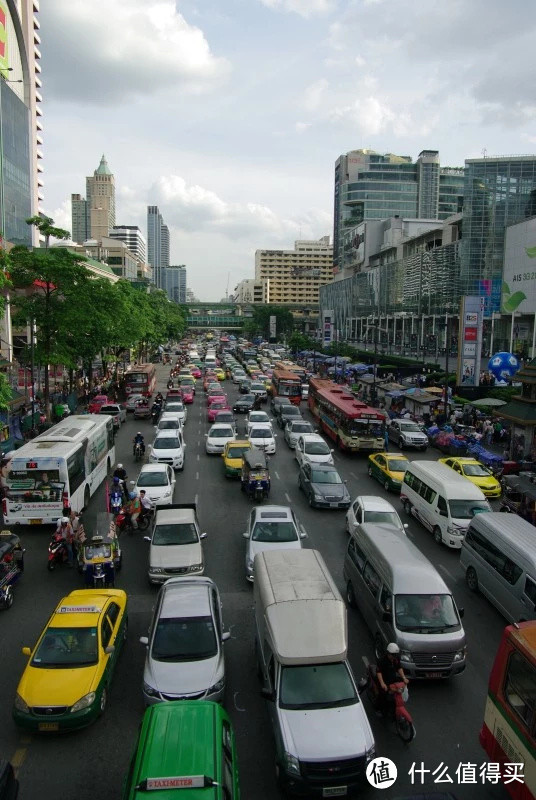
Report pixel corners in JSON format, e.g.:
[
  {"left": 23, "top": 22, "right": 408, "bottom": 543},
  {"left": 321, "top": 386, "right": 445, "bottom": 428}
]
[{"left": 482, "top": 148, "right": 487, "bottom": 158}]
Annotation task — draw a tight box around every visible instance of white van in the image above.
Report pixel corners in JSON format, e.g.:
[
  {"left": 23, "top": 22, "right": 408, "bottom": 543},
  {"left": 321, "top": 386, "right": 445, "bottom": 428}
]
[
  {"left": 254, "top": 549, "right": 375, "bottom": 797},
  {"left": 460, "top": 512, "right": 536, "bottom": 622},
  {"left": 401, "top": 461, "right": 491, "bottom": 549}
]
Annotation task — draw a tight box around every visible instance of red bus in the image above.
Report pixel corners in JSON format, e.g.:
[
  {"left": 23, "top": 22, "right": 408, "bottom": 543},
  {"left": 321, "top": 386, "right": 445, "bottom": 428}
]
[
  {"left": 124, "top": 363, "right": 156, "bottom": 398},
  {"left": 270, "top": 368, "right": 302, "bottom": 406},
  {"left": 481, "top": 622, "right": 535, "bottom": 800},
  {"left": 308, "top": 377, "right": 384, "bottom": 452}
]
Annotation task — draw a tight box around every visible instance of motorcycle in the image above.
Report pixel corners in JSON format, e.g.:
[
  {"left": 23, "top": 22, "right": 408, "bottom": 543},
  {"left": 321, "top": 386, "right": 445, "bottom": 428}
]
[
  {"left": 133, "top": 441, "right": 144, "bottom": 461},
  {"left": 110, "top": 489, "right": 123, "bottom": 516},
  {"left": 359, "top": 664, "right": 416, "bottom": 743},
  {"left": 47, "top": 532, "right": 70, "bottom": 571},
  {"left": 151, "top": 403, "right": 162, "bottom": 424},
  {"left": 116, "top": 506, "right": 152, "bottom": 534}
]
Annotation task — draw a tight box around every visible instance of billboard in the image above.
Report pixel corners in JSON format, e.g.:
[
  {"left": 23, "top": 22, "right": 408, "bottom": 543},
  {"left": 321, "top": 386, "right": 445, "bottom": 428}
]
[
  {"left": 503, "top": 216, "right": 536, "bottom": 314},
  {"left": 322, "top": 310, "right": 334, "bottom": 346},
  {"left": 457, "top": 296, "right": 484, "bottom": 387},
  {"left": 0, "top": 2, "right": 8, "bottom": 76}
]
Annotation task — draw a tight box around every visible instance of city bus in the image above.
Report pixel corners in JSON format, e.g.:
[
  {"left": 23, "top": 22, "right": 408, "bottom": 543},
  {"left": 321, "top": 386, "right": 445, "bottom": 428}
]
[
  {"left": 3, "top": 415, "right": 116, "bottom": 525},
  {"left": 308, "top": 377, "right": 385, "bottom": 452},
  {"left": 124, "top": 363, "right": 156, "bottom": 397},
  {"left": 481, "top": 621, "right": 535, "bottom": 800},
  {"left": 270, "top": 368, "right": 302, "bottom": 405},
  {"left": 274, "top": 360, "right": 307, "bottom": 382}
]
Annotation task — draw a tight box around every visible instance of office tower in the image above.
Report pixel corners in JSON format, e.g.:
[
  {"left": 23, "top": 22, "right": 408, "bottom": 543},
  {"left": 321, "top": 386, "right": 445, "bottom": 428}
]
[
  {"left": 110, "top": 225, "right": 146, "bottom": 262},
  {"left": 71, "top": 193, "right": 89, "bottom": 244},
  {"left": 161, "top": 224, "right": 170, "bottom": 270},
  {"left": 147, "top": 206, "right": 169, "bottom": 288},
  {"left": 86, "top": 154, "right": 115, "bottom": 240},
  {"left": 162, "top": 265, "right": 187, "bottom": 303}
]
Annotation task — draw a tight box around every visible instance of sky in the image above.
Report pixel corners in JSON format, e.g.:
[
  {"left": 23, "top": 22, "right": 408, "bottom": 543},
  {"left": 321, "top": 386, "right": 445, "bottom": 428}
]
[{"left": 40, "top": 0, "right": 536, "bottom": 301}]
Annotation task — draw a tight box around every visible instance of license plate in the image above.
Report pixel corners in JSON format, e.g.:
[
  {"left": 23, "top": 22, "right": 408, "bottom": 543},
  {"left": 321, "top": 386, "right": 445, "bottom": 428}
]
[
  {"left": 330, "top": 503, "right": 339, "bottom": 508},
  {"left": 323, "top": 787, "right": 347, "bottom": 797},
  {"left": 38, "top": 722, "right": 59, "bottom": 731},
  {"left": 425, "top": 671, "right": 443, "bottom": 679},
  {"left": 29, "top": 519, "right": 42, "bottom": 525}
]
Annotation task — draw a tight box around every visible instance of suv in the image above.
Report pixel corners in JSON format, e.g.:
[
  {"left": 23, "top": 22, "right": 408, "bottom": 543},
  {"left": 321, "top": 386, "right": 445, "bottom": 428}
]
[
  {"left": 145, "top": 503, "right": 206, "bottom": 584},
  {"left": 242, "top": 505, "right": 307, "bottom": 582},
  {"left": 148, "top": 430, "right": 186, "bottom": 471},
  {"left": 388, "top": 419, "right": 428, "bottom": 451},
  {"left": 250, "top": 382, "right": 268, "bottom": 403},
  {"left": 140, "top": 576, "right": 229, "bottom": 704}
]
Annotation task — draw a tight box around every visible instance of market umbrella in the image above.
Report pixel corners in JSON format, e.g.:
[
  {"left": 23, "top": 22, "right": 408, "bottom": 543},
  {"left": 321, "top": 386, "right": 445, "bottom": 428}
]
[
  {"left": 470, "top": 398, "right": 507, "bottom": 407},
  {"left": 425, "top": 387, "right": 444, "bottom": 394}
]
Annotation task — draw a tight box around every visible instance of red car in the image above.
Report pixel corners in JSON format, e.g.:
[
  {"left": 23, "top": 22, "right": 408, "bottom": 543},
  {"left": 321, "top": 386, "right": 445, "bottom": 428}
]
[
  {"left": 88, "top": 394, "right": 110, "bottom": 414},
  {"left": 207, "top": 392, "right": 227, "bottom": 407},
  {"left": 190, "top": 366, "right": 202, "bottom": 379},
  {"left": 207, "top": 402, "right": 231, "bottom": 423},
  {"left": 182, "top": 386, "right": 194, "bottom": 404}
]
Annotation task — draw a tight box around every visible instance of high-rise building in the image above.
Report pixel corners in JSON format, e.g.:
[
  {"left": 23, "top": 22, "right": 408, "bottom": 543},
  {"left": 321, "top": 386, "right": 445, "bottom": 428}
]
[
  {"left": 71, "top": 155, "right": 116, "bottom": 243},
  {"left": 255, "top": 237, "right": 333, "bottom": 304},
  {"left": 186, "top": 288, "right": 197, "bottom": 303},
  {"left": 162, "top": 265, "right": 187, "bottom": 303},
  {"left": 147, "top": 206, "right": 169, "bottom": 288},
  {"left": 71, "top": 193, "right": 89, "bottom": 245},
  {"left": 109, "top": 225, "right": 146, "bottom": 263},
  {"left": 462, "top": 155, "right": 536, "bottom": 313},
  {"left": 333, "top": 149, "right": 464, "bottom": 272},
  {"left": 234, "top": 279, "right": 264, "bottom": 303}
]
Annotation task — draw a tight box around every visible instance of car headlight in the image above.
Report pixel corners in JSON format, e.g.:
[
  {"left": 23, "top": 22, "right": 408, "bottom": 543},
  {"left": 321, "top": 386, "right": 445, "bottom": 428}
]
[
  {"left": 163, "top": 490, "right": 172, "bottom": 497},
  {"left": 150, "top": 567, "right": 163, "bottom": 574},
  {"left": 189, "top": 563, "right": 203, "bottom": 572},
  {"left": 143, "top": 681, "right": 158, "bottom": 697},
  {"left": 454, "top": 647, "right": 466, "bottom": 662},
  {"left": 14, "top": 693, "right": 29, "bottom": 713},
  {"left": 365, "top": 744, "right": 376, "bottom": 763},
  {"left": 71, "top": 691, "right": 96, "bottom": 713},
  {"left": 207, "top": 678, "right": 224, "bottom": 695},
  {"left": 400, "top": 650, "right": 412, "bottom": 662},
  {"left": 283, "top": 752, "right": 301, "bottom": 776},
  {"left": 246, "top": 558, "right": 254, "bottom": 571},
  {"left": 314, "top": 494, "right": 323, "bottom": 501}
]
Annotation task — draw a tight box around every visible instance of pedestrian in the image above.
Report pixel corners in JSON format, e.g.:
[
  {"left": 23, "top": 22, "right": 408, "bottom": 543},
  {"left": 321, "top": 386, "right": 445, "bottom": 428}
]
[{"left": 384, "top": 425, "right": 389, "bottom": 452}]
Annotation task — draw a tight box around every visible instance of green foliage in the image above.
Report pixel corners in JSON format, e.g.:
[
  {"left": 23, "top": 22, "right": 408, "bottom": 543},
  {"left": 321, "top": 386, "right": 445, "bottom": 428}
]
[{"left": 243, "top": 305, "right": 294, "bottom": 339}]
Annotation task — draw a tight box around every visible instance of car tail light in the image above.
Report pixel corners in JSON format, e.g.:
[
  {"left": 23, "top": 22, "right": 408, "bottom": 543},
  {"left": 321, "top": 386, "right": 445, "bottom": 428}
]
[
  {"left": 62, "top": 491, "right": 69, "bottom": 508},
  {"left": 2, "top": 498, "right": 6, "bottom": 516}
]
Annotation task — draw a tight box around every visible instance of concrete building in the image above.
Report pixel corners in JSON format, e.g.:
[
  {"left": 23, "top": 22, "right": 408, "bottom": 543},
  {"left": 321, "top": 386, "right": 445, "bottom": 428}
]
[
  {"left": 186, "top": 288, "right": 197, "bottom": 303},
  {"left": 333, "top": 149, "right": 464, "bottom": 273},
  {"left": 55, "top": 237, "right": 140, "bottom": 281},
  {"left": 71, "top": 155, "right": 116, "bottom": 243},
  {"left": 71, "top": 193, "right": 89, "bottom": 245},
  {"left": 109, "top": 225, "right": 146, "bottom": 263},
  {"left": 147, "top": 206, "right": 169, "bottom": 289},
  {"left": 234, "top": 279, "right": 264, "bottom": 303},
  {"left": 162, "top": 265, "right": 187, "bottom": 303},
  {"left": 255, "top": 237, "right": 333, "bottom": 304}
]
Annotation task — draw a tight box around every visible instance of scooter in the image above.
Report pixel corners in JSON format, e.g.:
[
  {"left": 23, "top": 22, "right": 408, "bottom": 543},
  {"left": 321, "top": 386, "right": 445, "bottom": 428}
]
[
  {"left": 360, "top": 664, "right": 416, "bottom": 743},
  {"left": 47, "top": 532, "right": 70, "bottom": 571},
  {"left": 115, "top": 507, "right": 152, "bottom": 534},
  {"left": 133, "top": 442, "right": 144, "bottom": 461},
  {"left": 110, "top": 490, "right": 123, "bottom": 516},
  {"left": 151, "top": 404, "right": 162, "bottom": 424}
]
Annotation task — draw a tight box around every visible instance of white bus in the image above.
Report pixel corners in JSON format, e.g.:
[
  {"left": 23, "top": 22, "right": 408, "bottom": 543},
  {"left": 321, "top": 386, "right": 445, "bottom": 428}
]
[{"left": 3, "top": 415, "right": 116, "bottom": 526}]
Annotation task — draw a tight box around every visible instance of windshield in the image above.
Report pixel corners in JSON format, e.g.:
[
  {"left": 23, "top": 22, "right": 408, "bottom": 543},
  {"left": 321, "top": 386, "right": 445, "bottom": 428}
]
[
  {"left": 348, "top": 420, "right": 384, "bottom": 437},
  {"left": 462, "top": 464, "right": 492, "bottom": 477},
  {"left": 250, "top": 413, "right": 269, "bottom": 423},
  {"left": 387, "top": 459, "right": 408, "bottom": 473},
  {"left": 291, "top": 423, "right": 313, "bottom": 433},
  {"left": 84, "top": 543, "right": 111, "bottom": 559},
  {"left": 400, "top": 422, "right": 422, "bottom": 432},
  {"left": 240, "top": 395, "right": 254, "bottom": 402},
  {"left": 137, "top": 472, "right": 168, "bottom": 487},
  {"left": 153, "top": 438, "right": 180, "bottom": 450},
  {"left": 305, "top": 441, "right": 330, "bottom": 455},
  {"left": 363, "top": 510, "right": 402, "bottom": 528},
  {"left": 31, "top": 626, "right": 98, "bottom": 668},
  {"left": 153, "top": 523, "right": 198, "bottom": 546},
  {"left": 228, "top": 446, "right": 250, "bottom": 458},
  {"left": 166, "top": 403, "right": 184, "bottom": 412},
  {"left": 210, "top": 428, "right": 233, "bottom": 438},
  {"left": 250, "top": 429, "right": 273, "bottom": 439},
  {"left": 152, "top": 617, "right": 217, "bottom": 662},
  {"left": 311, "top": 470, "right": 342, "bottom": 484},
  {"left": 282, "top": 407, "right": 301, "bottom": 417},
  {"left": 251, "top": 384, "right": 264, "bottom": 391},
  {"left": 280, "top": 663, "right": 357, "bottom": 710},
  {"left": 252, "top": 521, "right": 297, "bottom": 542},
  {"left": 215, "top": 414, "right": 233, "bottom": 423},
  {"left": 448, "top": 499, "right": 490, "bottom": 519},
  {"left": 158, "top": 420, "right": 179, "bottom": 430},
  {"left": 395, "top": 594, "right": 460, "bottom": 633}
]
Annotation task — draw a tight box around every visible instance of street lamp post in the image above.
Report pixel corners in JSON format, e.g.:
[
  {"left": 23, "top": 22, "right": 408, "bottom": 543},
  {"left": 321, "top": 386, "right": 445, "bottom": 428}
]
[
  {"left": 29, "top": 319, "right": 36, "bottom": 431},
  {"left": 371, "top": 327, "right": 378, "bottom": 406},
  {"left": 444, "top": 317, "right": 450, "bottom": 419}
]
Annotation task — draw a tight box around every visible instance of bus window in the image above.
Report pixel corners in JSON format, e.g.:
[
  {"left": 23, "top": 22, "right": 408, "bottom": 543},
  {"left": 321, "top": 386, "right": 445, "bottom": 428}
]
[
  {"left": 67, "top": 448, "right": 85, "bottom": 495},
  {"left": 504, "top": 651, "right": 536, "bottom": 730}
]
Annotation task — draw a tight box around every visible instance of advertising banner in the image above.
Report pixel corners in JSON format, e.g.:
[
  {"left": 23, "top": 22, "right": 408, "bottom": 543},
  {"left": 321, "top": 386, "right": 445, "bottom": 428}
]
[
  {"left": 269, "top": 315, "right": 276, "bottom": 341},
  {"left": 457, "top": 296, "right": 484, "bottom": 386},
  {"left": 503, "top": 216, "right": 536, "bottom": 314},
  {"left": 322, "top": 310, "right": 334, "bottom": 346}
]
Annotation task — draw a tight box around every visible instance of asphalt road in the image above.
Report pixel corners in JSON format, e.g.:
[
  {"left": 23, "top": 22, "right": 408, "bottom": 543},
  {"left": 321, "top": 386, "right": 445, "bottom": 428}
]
[{"left": 0, "top": 364, "right": 511, "bottom": 800}]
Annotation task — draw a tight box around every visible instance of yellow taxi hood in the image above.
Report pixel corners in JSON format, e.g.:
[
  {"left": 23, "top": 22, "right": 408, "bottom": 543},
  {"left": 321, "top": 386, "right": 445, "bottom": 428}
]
[
  {"left": 18, "top": 665, "right": 98, "bottom": 707},
  {"left": 390, "top": 470, "right": 406, "bottom": 481},
  {"left": 470, "top": 474, "right": 500, "bottom": 489}
]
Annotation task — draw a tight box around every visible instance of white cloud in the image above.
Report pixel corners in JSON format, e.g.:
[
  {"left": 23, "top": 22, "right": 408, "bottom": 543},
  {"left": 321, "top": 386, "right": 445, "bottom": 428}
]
[
  {"left": 41, "top": 0, "right": 230, "bottom": 105},
  {"left": 295, "top": 122, "right": 312, "bottom": 133},
  {"left": 302, "top": 78, "right": 329, "bottom": 111},
  {"left": 51, "top": 199, "right": 72, "bottom": 236},
  {"left": 260, "top": 0, "right": 337, "bottom": 18}
]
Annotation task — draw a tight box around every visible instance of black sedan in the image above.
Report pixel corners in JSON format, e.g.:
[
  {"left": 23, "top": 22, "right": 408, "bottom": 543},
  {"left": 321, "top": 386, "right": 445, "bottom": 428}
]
[
  {"left": 297, "top": 463, "right": 351, "bottom": 509},
  {"left": 270, "top": 395, "right": 291, "bottom": 415},
  {"left": 239, "top": 379, "right": 252, "bottom": 394},
  {"left": 233, "top": 394, "right": 256, "bottom": 413}
]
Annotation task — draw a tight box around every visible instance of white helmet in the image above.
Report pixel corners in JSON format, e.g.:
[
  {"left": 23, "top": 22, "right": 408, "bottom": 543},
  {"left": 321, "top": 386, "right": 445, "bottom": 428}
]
[
  {"left": 61, "top": 516, "right": 70, "bottom": 524},
  {"left": 117, "top": 463, "right": 123, "bottom": 469},
  {"left": 386, "top": 642, "right": 400, "bottom": 654}
]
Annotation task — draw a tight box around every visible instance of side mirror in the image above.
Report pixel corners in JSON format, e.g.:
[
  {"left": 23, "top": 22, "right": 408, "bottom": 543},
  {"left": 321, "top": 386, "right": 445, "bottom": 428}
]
[
  {"left": 221, "top": 453, "right": 225, "bottom": 457},
  {"left": 104, "top": 645, "right": 115, "bottom": 655},
  {"left": 222, "top": 632, "right": 231, "bottom": 642},
  {"left": 403, "top": 523, "right": 409, "bottom": 529},
  {"left": 200, "top": 532, "right": 207, "bottom": 539},
  {"left": 129, "top": 480, "right": 135, "bottom": 485},
  {"left": 458, "top": 607, "right": 465, "bottom": 618},
  {"left": 261, "top": 688, "right": 275, "bottom": 702},
  {"left": 204, "top": 433, "right": 208, "bottom": 437},
  {"left": 139, "top": 636, "right": 149, "bottom": 646},
  {"left": 22, "top": 646, "right": 31, "bottom": 656},
  {"left": 344, "top": 479, "right": 348, "bottom": 484},
  {"left": 300, "top": 532, "right": 308, "bottom": 539},
  {"left": 143, "top": 535, "right": 151, "bottom": 542},
  {"left": 242, "top": 531, "right": 249, "bottom": 538}
]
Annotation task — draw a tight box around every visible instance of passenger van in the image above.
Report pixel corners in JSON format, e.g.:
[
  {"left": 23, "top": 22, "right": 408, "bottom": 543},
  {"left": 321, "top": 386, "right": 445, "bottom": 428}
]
[
  {"left": 254, "top": 549, "right": 375, "bottom": 797},
  {"left": 122, "top": 701, "right": 240, "bottom": 799},
  {"left": 400, "top": 460, "right": 491, "bottom": 548},
  {"left": 343, "top": 523, "right": 466, "bottom": 678},
  {"left": 460, "top": 512, "right": 536, "bottom": 623}
]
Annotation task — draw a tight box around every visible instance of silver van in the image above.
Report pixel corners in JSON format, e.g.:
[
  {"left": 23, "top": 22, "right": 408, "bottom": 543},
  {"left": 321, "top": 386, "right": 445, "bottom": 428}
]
[
  {"left": 460, "top": 512, "right": 536, "bottom": 623},
  {"left": 343, "top": 523, "right": 466, "bottom": 678}
]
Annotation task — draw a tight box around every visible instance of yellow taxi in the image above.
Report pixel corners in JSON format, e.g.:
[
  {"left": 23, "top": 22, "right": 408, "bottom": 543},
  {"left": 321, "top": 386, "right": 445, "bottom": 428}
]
[
  {"left": 222, "top": 440, "right": 251, "bottom": 478},
  {"left": 13, "top": 588, "right": 128, "bottom": 732},
  {"left": 368, "top": 452, "right": 410, "bottom": 492},
  {"left": 438, "top": 457, "right": 502, "bottom": 498},
  {"left": 214, "top": 367, "right": 226, "bottom": 381}
]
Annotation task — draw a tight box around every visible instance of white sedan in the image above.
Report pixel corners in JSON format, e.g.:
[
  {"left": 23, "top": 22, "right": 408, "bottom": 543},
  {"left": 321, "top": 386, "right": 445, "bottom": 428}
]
[
  {"left": 248, "top": 425, "right": 277, "bottom": 454},
  {"left": 246, "top": 411, "right": 272, "bottom": 436},
  {"left": 295, "top": 434, "right": 334, "bottom": 468},
  {"left": 133, "top": 463, "right": 176, "bottom": 506},
  {"left": 205, "top": 424, "right": 236, "bottom": 454}
]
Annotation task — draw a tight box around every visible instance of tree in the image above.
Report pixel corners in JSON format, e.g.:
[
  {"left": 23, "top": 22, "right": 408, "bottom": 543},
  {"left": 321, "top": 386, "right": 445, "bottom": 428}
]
[
  {"left": 25, "top": 215, "right": 70, "bottom": 249},
  {"left": 242, "top": 305, "right": 294, "bottom": 340}
]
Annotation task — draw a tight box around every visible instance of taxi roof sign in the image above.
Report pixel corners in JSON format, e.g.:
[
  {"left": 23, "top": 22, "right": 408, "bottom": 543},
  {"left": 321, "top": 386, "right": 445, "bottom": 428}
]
[
  {"left": 138, "top": 775, "right": 217, "bottom": 791},
  {"left": 57, "top": 605, "right": 100, "bottom": 614}
]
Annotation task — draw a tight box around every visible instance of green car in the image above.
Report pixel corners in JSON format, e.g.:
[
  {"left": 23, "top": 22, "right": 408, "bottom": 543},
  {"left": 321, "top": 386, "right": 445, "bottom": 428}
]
[
  {"left": 123, "top": 701, "right": 240, "bottom": 799},
  {"left": 367, "top": 452, "right": 409, "bottom": 492}
]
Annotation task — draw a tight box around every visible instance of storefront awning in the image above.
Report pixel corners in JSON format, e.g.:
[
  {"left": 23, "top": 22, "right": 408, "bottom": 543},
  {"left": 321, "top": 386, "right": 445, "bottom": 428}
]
[{"left": 494, "top": 400, "right": 536, "bottom": 425}]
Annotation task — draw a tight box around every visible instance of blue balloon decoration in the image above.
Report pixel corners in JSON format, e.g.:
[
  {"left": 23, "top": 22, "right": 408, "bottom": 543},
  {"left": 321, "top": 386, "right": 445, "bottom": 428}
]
[{"left": 488, "top": 352, "right": 521, "bottom": 382}]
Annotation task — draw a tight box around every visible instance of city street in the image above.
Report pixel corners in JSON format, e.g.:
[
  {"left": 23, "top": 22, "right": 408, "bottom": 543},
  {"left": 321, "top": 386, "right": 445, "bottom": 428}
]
[{"left": 0, "top": 363, "right": 510, "bottom": 800}]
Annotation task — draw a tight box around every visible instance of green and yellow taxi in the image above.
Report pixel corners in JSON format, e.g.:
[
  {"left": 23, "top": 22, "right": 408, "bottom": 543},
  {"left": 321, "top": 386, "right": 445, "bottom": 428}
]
[
  {"left": 13, "top": 588, "right": 128, "bottom": 732},
  {"left": 438, "top": 457, "right": 502, "bottom": 498},
  {"left": 222, "top": 440, "right": 251, "bottom": 478},
  {"left": 368, "top": 452, "right": 410, "bottom": 492},
  {"left": 123, "top": 701, "right": 240, "bottom": 800},
  {"left": 214, "top": 367, "right": 226, "bottom": 381}
]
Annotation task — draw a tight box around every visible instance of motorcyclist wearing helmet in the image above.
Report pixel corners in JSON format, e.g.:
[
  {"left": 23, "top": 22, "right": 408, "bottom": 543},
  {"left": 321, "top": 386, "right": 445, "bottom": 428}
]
[
  {"left": 113, "top": 463, "right": 127, "bottom": 482},
  {"left": 376, "top": 643, "right": 409, "bottom": 693},
  {"left": 125, "top": 491, "right": 142, "bottom": 530},
  {"left": 55, "top": 516, "right": 74, "bottom": 566},
  {"left": 155, "top": 392, "right": 164, "bottom": 404},
  {"left": 133, "top": 432, "right": 145, "bottom": 456}
]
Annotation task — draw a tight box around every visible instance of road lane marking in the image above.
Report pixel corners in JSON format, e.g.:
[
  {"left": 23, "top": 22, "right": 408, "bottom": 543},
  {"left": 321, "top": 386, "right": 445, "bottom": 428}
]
[
  {"left": 11, "top": 747, "right": 27, "bottom": 772},
  {"left": 285, "top": 493, "right": 291, "bottom": 503},
  {"left": 195, "top": 493, "right": 198, "bottom": 505},
  {"left": 274, "top": 471, "right": 280, "bottom": 480},
  {"left": 350, "top": 472, "right": 358, "bottom": 479},
  {"left": 437, "top": 563, "right": 455, "bottom": 582},
  {"left": 362, "top": 655, "right": 370, "bottom": 669},
  {"left": 196, "top": 472, "right": 199, "bottom": 480},
  {"left": 197, "top": 454, "right": 200, "bottom": 461}
]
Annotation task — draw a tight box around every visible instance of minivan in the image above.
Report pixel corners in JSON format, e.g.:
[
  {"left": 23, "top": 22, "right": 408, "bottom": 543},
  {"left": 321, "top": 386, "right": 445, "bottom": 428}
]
[
  {"left": 343, "top": 523, "right": 466, "bottom": 678},
  {"left": 122, "top": 701, "right": 240, "bottom": 799},
  {"left": 400, "top": 461, "right": 491, "bottom": 548},
  {"left": 460, "top": 512, "right": 536, "bottom": 622}
]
